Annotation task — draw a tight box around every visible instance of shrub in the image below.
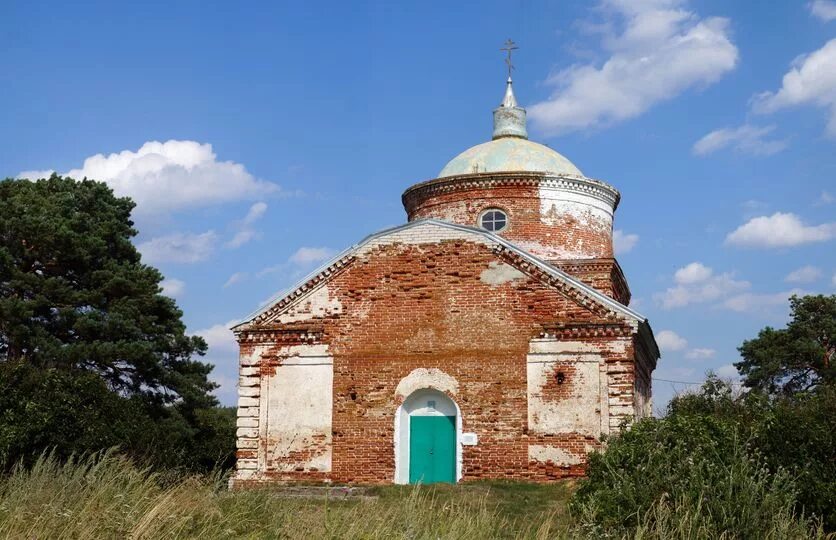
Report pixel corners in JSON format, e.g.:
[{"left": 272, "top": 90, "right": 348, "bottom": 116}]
[{"left": 570, "top": 414, "right": 825, "bottom": 538}]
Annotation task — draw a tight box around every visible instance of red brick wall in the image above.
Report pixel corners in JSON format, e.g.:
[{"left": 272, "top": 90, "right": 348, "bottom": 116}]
[
  {"left": 238, "top": 240, "right": 637, "bottom": 485},
  {"left": 404, "top": 182, "right": 614, "bottom": 260}
]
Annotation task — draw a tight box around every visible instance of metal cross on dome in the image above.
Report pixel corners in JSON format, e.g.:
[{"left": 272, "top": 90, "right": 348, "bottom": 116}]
[{"left": 500, "top": 39, "right": 518, "bottom": 78}]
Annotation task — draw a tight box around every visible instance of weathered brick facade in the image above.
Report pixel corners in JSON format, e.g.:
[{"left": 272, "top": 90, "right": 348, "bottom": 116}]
[{"left": 231, "top": 77, "right": 659, "bottom": 487}]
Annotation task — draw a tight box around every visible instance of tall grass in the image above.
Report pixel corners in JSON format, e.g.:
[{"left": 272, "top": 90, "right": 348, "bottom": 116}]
[
  {"left": 0, "top": 452, "right": 566, "bottom": 539},
  {"left": 1, "top": 451, "right": 830, "bottom": 538}
]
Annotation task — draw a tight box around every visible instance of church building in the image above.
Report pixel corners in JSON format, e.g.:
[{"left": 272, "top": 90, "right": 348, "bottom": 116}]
[{"left": 231, "top": 66, "right": 659, "bottom": 487}]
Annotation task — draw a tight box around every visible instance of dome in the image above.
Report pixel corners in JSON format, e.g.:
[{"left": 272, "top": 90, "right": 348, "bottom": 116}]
[{"left": 438, "top": 137, "right": 583, "bottom": 178}]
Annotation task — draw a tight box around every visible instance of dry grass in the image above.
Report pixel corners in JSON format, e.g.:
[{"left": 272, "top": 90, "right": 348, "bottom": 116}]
[{"left": 0, "top": 452, "right": 573, "bottom": 539}]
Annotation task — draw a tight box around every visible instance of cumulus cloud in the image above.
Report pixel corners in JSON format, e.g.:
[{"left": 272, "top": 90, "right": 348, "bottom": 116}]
[
  {"left": 785, "top": 265, "right": 822, "bottom": 283},
  {"left": 17, "top": 140, "right": 278, "bottom": 215},
  {"left": 753, "top": 39, "right": 836, "bottom": 137},
  {"left": 613, "top": 229, "right": 639, "bottom": 254},
  {"left": 692, "top": 124, "right": 788, "bottom": 156},
  {"left": 810, "top": 0, "right": 836, "bottom": 21},
  {"left": 529, "top": 0, "right": 738, "bottom": 134},
  {"left": 723, "top": 289, "right": 806, "bottom": 313},
  {"left": 674, "top": 262, "right": 713, "bottom": 284},
  {"left": 655, "top": 261, "right": 750, "bottom": 309},
  {"left": 685, "top": 348, "right": 716, "bottom": 360},
  {"left": 657, "top": 330, "right": 688, "bottom": 352},
  {"left": 160, "top": 278, "right": 185, "bottom": 298},
  {"left": 725, "top": 212, "right": 836, "bottom": 248},
  {"left": 138, "top": 231, "right": 218, "bottom": 264}
]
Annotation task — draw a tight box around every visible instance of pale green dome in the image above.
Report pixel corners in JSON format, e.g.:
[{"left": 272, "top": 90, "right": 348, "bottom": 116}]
[
  {"left": 438, "top": 77, "right": 583, "bottom": 178},
  {"left": 438, "top": 137, "right": 582, "bottom": 178}
]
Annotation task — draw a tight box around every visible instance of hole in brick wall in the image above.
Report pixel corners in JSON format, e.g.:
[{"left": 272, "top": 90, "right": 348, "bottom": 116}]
[
  {"left": 349, "top": 390, "right": 357, "bottom": 401},
  {"left": 556, "top": 372, "right": 566, "bottom": 385}
]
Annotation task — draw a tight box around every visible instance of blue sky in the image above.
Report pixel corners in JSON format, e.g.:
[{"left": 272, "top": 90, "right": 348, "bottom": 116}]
[{"left": 3, "top": 0, "right": 835, "bottom": 411}]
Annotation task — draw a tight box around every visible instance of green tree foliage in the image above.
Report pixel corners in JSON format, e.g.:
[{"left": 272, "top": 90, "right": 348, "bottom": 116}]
[
  {"left": 736, "top": 294, "right": 836, "bottom": 395},
  {"left": 0, "top": 176, "right": 234, "bottom": 471},
  {"left": 573, "top": 376, "right": 836, "bottom": 535}
]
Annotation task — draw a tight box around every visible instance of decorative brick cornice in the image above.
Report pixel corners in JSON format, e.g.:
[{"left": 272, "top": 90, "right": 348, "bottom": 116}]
[
  {"left": 235, "top": 326, "right": 324, "bottom": 344},
  {"left": 539, "top": 322, "right": 634, "bottom": 339},
  {"left": 551, "top": 258, "right": 632, "bottom": 306},
  {"left": 248, "top": 255, "right": 355, "bottom": 327},
  {"left": 401, "top": 172, "right": 621, "bottom": 215},
  {"left": 493, "top": 245, "right": 636, "bottom": 327}
]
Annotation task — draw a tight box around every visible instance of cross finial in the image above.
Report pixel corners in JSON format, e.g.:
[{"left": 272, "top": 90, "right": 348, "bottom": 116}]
[{"left": 500, "top": 39, "right": 518, "bottom": 79}]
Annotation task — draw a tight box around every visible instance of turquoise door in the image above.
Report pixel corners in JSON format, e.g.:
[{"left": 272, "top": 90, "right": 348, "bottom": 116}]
[{"left": 409, "top": 415, "right": 456, "bottom": 484}]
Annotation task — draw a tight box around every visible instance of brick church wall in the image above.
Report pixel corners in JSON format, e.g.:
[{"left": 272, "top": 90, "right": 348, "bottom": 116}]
[{"left": 234, "top": 230, "right": 643, "bottom": 486}]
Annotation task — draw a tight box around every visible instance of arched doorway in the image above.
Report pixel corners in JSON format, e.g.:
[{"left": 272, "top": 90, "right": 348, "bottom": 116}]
[{"left": 394, "top": 388, "right": 461, "bottom": 484}]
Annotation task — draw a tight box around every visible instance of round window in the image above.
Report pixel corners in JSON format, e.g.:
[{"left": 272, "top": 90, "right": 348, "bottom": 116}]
[{"left": 479, "top": 208, "right": 508, "bottom": 232}]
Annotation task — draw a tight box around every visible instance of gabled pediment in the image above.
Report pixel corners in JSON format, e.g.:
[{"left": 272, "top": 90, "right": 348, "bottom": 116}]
[{"left": 232, "top": 220, "right": 651, "bottom": 337}]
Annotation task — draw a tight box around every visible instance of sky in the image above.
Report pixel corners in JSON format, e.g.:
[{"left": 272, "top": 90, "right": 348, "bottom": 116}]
[{"left": 2, "top": 0, "right": 835, "bottom": 413}]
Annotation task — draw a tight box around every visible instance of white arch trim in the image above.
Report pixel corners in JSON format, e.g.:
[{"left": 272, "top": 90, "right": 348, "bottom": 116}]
[{"left": 394, "top": 386, "right": 463, "bottom": 484}]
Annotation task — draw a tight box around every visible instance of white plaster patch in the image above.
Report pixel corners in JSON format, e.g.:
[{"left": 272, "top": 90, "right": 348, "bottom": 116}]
[
  {"left": 529, "top": 337, "right": 630, "bottom": 356},
  {"left": 527, "top": 339, "right": 603, "bottom": 438},
  {"left": 360, "top": 222, "right": 490, "bottom": 252},
  {"left": 529, "top": 445, "right": 582, "bottom": 465},
  {"left": 276, "top": 285, "right": 342, "bottom": 323},
  {"left": 539, "top": 186, "right": 614, "bottom": 224},
  {"left": 263, "top": 343, "right": 333, "bottom": 472},
  {"left": 395, "top": 368, "right": 459, "bottom": 398},
  {"left": 480, "top": 261, "right": 528, "bottom": 285},
  {"left": 513, "top": 239, "right": 595, "bottom": 261},
  {"left": 529, "top": 339, "right": 601, "bottom": 355}
]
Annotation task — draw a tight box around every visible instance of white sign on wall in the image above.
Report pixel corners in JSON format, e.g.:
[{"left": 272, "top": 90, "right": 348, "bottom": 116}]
[{"left": 461, "top": 432, "right": 478, "bottom": 446}]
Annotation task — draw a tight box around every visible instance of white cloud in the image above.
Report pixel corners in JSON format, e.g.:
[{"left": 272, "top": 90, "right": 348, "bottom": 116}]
[
  {"left": 257, "top": 246, "right": 338, "bottom": 277},
  {"left": 243, "top": 201, "right": 267, "bottom": 224},
  {"left": 810, "top": 0, "right": 836, "bottom": 21},
  {"left": 194, "top": 321, "right": 238, "bottom": 354},
  {"left": 753, "top": 39, "right": 836, "bottom": 137},
  {"left": 289, "top": 246, "right": 337, "bottom": 265},
  {"left": 715, "top": 364, "right": 739, "bottom": 379},
  {"left": 17, "top": 169, "right": 55, "bottom": 180},
  {"left": 160, "top": 278, "right": 185, "bottom": 298},
  {"left": 657, "top": 329, "right": 688, "bottom": 352},
  {"left": 785, "top": 265, "right": 822, "bottom": 283},
  {"left": 726, "top": 212, "right": 836, "bottom": 248},
  {"left": 685, "top": 348, "right": 716, "bottom": 360},
  {"left": 655, "top": 262, "right": 750, "bottom": 309},
  {"left": 832, "top": 272, "right": 836, "bottom": 287},
  {"left": 674, "top": 261, "right": 713, "bottom": 284},
  {"left": 529, "top": 0, "right": 738, "bottom": 134},
  {"left": 225, "top": 202, "right": 268, "bottom": 249},
  {"left": 613, "top": 229, "right": 639, "bottom": 254},
  {"left": 722, "top": 289, "right": 806, "bottom": 313},
  {"left": 193, "top": 321, "right": 239, "bottom": 405},
  {"left": 138, "top": 231, "right": 218, "bottom": 264},
  {"left": 226, "top": 230, "right": 257, "bottom": 249},
  {"left": 224, "top": 272, "right": 248, "bottom": 288},
  {"left": 692, "top": 124, "right": 787, "bottom": 156},
  {"left": 18, "top": 140, "right": 278, "bottom": 215},
  {"left": 817, "top": 191, "right": 834, "bottom": 205}
]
